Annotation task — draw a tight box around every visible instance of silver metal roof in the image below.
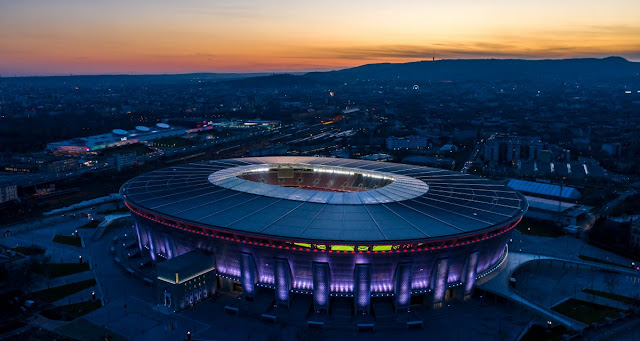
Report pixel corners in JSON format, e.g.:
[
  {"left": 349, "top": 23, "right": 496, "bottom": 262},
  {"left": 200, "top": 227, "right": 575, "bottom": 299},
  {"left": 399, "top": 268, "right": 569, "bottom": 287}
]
[
  {"left": 121, "top": 157, "right": 527, "bottom": 243},
  {"left": 507, "top": 179, "right": 581, "bottom": 200}
]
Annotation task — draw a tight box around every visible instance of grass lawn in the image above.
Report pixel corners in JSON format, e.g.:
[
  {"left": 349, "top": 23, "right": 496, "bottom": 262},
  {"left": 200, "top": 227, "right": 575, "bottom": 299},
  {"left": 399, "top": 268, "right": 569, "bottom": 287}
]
[
  {"left": 52, "top": 235, "right": 82, "bottom": 247},
  {"left": 33, "top": 279, "right": 96, "bottom": 302},
  {"left": 583, "top": 289, "right": 640, "bottom": 305},
  {"left": 32, "top": 262, "right": 90, "bottom": 278},
  {"left": 77, "top": 220, "right": 100, "bottom": 229},
  {"left": 2, "top": 327, "right": 77, "bottom": 341},
  {"left": 578, "top": 255, "right": 633, "bottom": 269},
  {"left": 551, "top": 298, "right": 626, "bottom": 325},
  {"left": 103, "top": 142, "right": 152, "bottom": 157},
  {"left": 520, "top": 324, "right": 569, "bottom": 341},
  {"left": 40, "top": 300, "right": 102, "bottom": 321},
  {"left": 55, "top": 318, "right": 128, "bottom": 341},
  {"left": 11, "top": 245, "right": 46, "bottom": 255},
  {"left": 515, "top": 218, "right": 564, "bottom": 237}
]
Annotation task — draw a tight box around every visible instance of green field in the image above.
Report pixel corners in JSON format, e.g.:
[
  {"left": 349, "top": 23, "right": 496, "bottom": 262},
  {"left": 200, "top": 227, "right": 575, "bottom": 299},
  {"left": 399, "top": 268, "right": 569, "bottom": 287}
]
[
  {"left": 40, "top": 300, "right": 102, "bottom": 321},
  {"left": 1, "top": 327, "right": 77, "bottom": 341},
  {"left": 52, "top": 235, "right": 82, "bottom": 247},
  {"left": 552, "top": 298, "right": 626, "bottom": 324},
  {"left": 33, "top": 279, "right": 96, "bottom": 302},
  {"left": 32, "top": 262, "right": 90, "bottom": 278},
  {"left": 583, "top": 289, "right": 640, "bottom": 305},
  {"left": 520, "top": 324, "right": 569, "bottom": 341},
  {"left": 11, "top": 245, "right": 46, "bottom": 255},
  {"left": 103, "top": 142, "right": 152, "bottom": 156},
  {"left": 78, "top": 220, "right": 100, "bottom": 229},
  {"left": 56, "top": 318, "right": 128, "bottom": 341}
]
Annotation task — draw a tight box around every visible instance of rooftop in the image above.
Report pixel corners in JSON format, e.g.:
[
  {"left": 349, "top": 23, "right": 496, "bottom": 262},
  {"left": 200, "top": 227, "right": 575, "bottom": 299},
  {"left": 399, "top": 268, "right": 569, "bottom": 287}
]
[
  {"left": 156, "top": 251, "right": 215, "bottom": 284},
  {"left": 121, "top": 157, "right": 527, "bottom": 243},
  {"left": 507, "top": 179, "right": 581, "bottom": 200}
]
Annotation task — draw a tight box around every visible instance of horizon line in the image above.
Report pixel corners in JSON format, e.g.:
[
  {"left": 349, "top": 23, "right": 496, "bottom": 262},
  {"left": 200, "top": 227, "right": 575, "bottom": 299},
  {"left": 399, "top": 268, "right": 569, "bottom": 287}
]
[{"left": 1, "top": 55, "right": 636, "bottom": 78}]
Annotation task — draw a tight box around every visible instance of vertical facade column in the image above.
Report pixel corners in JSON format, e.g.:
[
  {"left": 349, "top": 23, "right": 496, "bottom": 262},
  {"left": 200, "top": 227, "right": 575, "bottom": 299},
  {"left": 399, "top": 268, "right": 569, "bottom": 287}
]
[
  {"left": 274, "top": 258, "right": 292, "bottom": 307},
  {"left": 147, "top": 230, "right": 157, "bottom": 262},
  {"left": 431, "top": 258, "right": 449, "bottom": 309},
  {"left": 133, "top": 220, "right": 144, "bottom": 252},
  {"left": 462, "top": 252, "right": 479, "bottom": 301},
  {"left": 354, "top": 264, "right": 372, "bottom": 315},
  {"left": 312, "top": 262, "right": 330, "bottom": 312},
  {"left": 240, "top": 252, "right": 257, "bottom": 301},
  {"left": 394, "top": 262, "right": 414, "bottom": 312}
]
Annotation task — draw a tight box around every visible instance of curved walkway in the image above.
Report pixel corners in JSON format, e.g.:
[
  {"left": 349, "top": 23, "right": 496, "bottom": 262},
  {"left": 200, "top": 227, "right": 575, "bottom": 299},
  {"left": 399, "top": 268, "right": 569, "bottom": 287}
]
[
  {"left": 92, "top": 213, "right": 131, "bottom": 241},
  {"left": 476, "top": 251, "right": 640, "bottom": 331}
]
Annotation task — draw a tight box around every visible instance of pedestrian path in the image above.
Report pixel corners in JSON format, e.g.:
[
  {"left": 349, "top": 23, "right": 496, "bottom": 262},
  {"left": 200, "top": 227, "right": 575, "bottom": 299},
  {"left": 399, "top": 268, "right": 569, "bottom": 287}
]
[
  {"left": 476, "top": 251, "right": 640, "bottom": 330},
  {"left": 92, "top": 213, "right": 130, "bottom": 241}
]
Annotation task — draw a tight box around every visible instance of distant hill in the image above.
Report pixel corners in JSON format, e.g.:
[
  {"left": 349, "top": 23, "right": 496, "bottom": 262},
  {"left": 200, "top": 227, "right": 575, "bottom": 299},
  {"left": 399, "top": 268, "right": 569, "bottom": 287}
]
[
  {"left": 304, "top": 56, "right": 640, "bottom": 83},
  {"left": 223, "top": 73, "right": 318, "bottom": 88},
  {"left": 7, "top": 57, "right": 638, "bottom": 88}
]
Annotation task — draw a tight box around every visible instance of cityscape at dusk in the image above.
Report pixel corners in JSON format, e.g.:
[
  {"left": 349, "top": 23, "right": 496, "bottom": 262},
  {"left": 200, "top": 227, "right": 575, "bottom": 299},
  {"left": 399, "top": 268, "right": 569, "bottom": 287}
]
[
  {"left": 2, "top": 0, "right": 640, "bottom": 75},
  {"left": 1, "top": 1, "right": 640, "bottom": 341}
]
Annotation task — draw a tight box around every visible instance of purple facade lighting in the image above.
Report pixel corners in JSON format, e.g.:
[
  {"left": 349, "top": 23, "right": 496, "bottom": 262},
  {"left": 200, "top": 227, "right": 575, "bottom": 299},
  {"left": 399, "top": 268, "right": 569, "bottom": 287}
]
[
  {"left": 240, "top": 252, "right": 256, "bottom": 299},
  {"left": 313, "top": 262, "right": 330, "bottom": 311},
  {"left": 432, "top": 258, "right": 449, "bottom": 309},
  {"left": 275, "top": 258, "right": 291, "bottom": 307},
  {"left": 134, "top": 220, "right": 143, "bottom": 251},
  {"left": 147, "top": 230, "right": 156, "bottom": 262},
  {"left": 260, "top": 274, "right": 275, "bottom": 284},
  {"left": 463, "top": 252, "right": 479, "bottom": 300},
  {"left": 354, "top": 264, "right": 372, "bottom": 314},
  {"left": 394, "top": 263, "right": 413, "bottom": 311}
]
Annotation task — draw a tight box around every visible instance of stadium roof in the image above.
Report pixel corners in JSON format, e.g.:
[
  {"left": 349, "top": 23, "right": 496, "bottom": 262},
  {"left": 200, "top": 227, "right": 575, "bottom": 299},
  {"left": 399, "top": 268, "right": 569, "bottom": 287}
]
[
  {"left": 121, "top": 157, "right": 527, "bottom": 243},
  {"left": 507, "top": 179, "right": 581, "bottom": 200}
]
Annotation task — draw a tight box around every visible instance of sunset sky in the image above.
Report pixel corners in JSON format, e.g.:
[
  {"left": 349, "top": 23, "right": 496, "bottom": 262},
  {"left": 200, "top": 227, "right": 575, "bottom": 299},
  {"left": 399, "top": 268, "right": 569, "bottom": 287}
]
[{"left": 1, "top": 0, "right": 639, "bottom": 75}]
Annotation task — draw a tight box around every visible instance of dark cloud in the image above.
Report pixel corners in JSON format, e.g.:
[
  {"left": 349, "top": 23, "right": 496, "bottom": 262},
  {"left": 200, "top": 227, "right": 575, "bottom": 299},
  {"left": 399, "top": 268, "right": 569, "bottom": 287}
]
[{"left": 293, "top": 42, "right": 640, "bottom": 62}]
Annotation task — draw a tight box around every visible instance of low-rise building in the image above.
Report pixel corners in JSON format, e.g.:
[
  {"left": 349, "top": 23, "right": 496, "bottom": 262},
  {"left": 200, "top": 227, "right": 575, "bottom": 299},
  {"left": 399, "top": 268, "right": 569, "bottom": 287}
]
[
  {"left": 386, "top": 136, "right": 428, "bottom": 150},
  {"left": 156, "top": 251, "right": 216, "bottom": 312},
  {"left": 524, "top": 195, "right": 591, "bottom": 226},
  {"left": 0, "top": 185, "right": 18, "bottom": 203},
  {"left": 112, "top": 152, "right": 137, "bottom": 172},
  {"left": 47, "top": 124, "right": 187, "bottom": 155}
]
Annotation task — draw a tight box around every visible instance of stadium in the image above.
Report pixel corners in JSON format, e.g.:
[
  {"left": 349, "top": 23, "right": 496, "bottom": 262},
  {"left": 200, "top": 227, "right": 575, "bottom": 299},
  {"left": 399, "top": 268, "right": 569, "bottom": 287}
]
[{"left": 120, "top": 157, "right": 527, "bottom": 313}]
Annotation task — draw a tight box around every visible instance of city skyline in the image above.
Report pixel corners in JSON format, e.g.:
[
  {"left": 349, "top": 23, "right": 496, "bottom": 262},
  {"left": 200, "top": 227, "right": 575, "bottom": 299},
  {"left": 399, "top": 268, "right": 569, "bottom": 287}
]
[{"left": 1, "top": 0, "right": 640, "bottom": 75}]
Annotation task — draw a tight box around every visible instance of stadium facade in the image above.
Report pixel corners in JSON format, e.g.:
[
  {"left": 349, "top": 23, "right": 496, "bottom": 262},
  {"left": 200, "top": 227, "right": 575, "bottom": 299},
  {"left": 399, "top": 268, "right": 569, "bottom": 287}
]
[{"left": 121, "top": 157, "right": 526, "bottom": 312}]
